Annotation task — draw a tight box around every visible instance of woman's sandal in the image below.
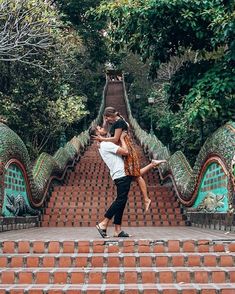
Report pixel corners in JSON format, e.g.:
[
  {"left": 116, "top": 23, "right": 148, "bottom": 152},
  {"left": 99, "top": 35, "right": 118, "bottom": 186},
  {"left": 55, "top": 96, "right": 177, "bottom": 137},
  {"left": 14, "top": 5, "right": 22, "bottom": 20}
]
[
  {"left": 114, "top": 231, "right": 132, "bottom": 237},
  {"left": 96, "top": 224, "right": 108, "bottom": 238}
]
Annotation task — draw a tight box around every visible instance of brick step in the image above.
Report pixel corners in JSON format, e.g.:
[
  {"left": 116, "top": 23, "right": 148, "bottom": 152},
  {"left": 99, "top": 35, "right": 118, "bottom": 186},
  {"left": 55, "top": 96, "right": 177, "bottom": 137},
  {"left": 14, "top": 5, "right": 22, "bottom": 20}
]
[
  {"left": 47, "top": 200, "right": 178, "bottom": 208},
  {"left": 52, "top": 187, "right": 174, "bottom": 196},
  {"left": 2, "top": 240, "right": 234, "bottom": 254},
  {"left": 44, "top": 210, "right": 180, "bottom": 218},
  {"left": 46, "top": 202, "right": 179, "bottom": 209},
  {"left": 47, "top": 201, "right": 178, "bottom": 208},
  {"left": 43, "top": 210, "right": 184, "bottom": 217},
  {"left": 48, "top": 193, "right": 176, "bottom": 199},
  {"left": 66, "top": 177, "right": 112, "bottom": 181},
  {"left": 53, "top": 185, "right": 169, "bottom": 192},
  {"left": 65, "top": 181, "right": 161, "bottom": 186},
  {"left": 52, "top": 190, "right": 117, "bottom": 195},
  {"left": 52, "top": 188, "right": 173, "bottom": 194},
  {"left": 63, "top": 179, "right": 114, "bottom": 184},
  {"left": 41, "top": 220, "right": 186, "bottom": 227},
  {"left": 42, "top": 215, "right": 183, "bottom": 223},
  {"left": 67, "top": 171, "right": 110, "bottom": 175},
  {"left": 66, "top": 175, "right": 160, "bottom": 181},
  {"left": 47, "top": 195, "right": 177, "bottom": 201},
  {"left": 52, "top": 190, "right": 170, "bottom": 196},
  {"left": 71, "top": 171, "right": 157, "bottom": 176},
  {"left": 0, "top": 267, "right": 235, "bottom": 284},
  {"left": 67, "top": 174, "right": 160, "bottom": 180},
  {"left": 44, "top": 207, "right": 182, "bottom": 215},
  {"left": 42, "top": 214, "right": 184, "bottom": 222},
  {"left": 47, "top": 197, "right": 177, "bottom": 206},
  {"left": 53, "top": 193, "right": 175, "bottom": 198},
  {"left": 73, "top": 168, "right": 107, "bottom": 172},
  {"left": 68, "top": 168, "right": 157, "bottom": 173},
  {"left": 1, "top": 253, "right": 234, "bottom": 268},
  {"left": 65, "top": 182, "right": 116, "bottom": 186},
  {"left": 48, "top": 199, "right": 177, "bottom": 206},
  {"left": 1, "top": 283, "right": 234, "bottom": 293}
]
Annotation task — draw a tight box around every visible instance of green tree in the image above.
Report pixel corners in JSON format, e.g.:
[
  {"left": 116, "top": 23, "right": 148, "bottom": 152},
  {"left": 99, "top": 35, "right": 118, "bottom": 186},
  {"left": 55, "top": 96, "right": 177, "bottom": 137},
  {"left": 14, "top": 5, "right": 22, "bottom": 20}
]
[
  {"left": 55, "top": 0, "right": 108, "bottom": 65},
  {"left": 0, "top": 0, "right": 106, "bottom": 158},
  {"left": 0, "top": 0, "right": 58, "bottom": 70},
  {"left": 96, "top": 0, "right": 235, "bottom": 73},
  {"left": 95, "top": 0, "right": 235, "bottom": 162}
]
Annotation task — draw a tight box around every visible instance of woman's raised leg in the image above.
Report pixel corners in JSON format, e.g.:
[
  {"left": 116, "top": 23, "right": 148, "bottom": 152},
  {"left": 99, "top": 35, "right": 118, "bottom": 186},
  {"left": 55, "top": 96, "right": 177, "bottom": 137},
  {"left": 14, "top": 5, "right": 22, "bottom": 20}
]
[{"left": 136, "top": 176, "right": 151, "bottom": 213}]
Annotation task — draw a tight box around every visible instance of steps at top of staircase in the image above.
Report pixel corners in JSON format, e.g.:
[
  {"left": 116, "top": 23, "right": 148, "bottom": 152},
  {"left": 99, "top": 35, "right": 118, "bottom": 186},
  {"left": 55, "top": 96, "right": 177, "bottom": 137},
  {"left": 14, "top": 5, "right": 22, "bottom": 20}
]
[{"left": 1, "top": 239, "right": 235, "bottom": 254}]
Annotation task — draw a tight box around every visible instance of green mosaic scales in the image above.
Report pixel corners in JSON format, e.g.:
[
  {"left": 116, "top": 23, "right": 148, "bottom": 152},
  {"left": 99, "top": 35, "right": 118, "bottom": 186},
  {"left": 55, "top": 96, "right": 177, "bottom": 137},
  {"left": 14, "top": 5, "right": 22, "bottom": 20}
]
[{"left": 0, "top": 122, "right": 89, "bottom": 216}]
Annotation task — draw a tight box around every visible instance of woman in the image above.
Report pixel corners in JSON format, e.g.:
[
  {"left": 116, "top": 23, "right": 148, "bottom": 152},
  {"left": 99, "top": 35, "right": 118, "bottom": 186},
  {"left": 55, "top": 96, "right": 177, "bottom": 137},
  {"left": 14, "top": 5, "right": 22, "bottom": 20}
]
[{"left": 93, "top": 106, "right": 166, "bottom": 213}]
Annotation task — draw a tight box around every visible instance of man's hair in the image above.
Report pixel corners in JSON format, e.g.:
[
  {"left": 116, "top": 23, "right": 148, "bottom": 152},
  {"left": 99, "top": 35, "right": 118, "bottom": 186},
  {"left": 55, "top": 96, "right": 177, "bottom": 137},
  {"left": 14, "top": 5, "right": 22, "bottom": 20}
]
[{"left": 88, "top": 126, "right": 97, "bottom": 137}]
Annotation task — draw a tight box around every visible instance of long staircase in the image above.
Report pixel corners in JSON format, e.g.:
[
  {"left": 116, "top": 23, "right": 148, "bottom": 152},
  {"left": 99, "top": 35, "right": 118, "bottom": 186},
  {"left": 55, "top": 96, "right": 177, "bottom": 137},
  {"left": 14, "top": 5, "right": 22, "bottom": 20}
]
[
  {"left": 41, "top": 134, "right": 184, "bottom": 228},
  {"left": 0, "top": 80, "right": 235, "bottom": 293},
  {"left": 41, "top": 80, "right": 185, "bottom": 228}
]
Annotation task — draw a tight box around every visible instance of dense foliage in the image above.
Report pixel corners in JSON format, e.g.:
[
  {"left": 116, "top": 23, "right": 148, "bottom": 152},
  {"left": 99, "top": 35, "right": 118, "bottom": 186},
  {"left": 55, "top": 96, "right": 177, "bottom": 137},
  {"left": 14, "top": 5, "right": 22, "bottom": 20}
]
[
  {"left": 95, "top": 0, "right": 235, "bottom": 163},
  {"left": 0, "top": 0, "right": 107, "bottom": 158},
  {"left": 1, "top": 0, "right": 234, "bottom": 164},
  {"left": 56, "top": 0, "right": 108, "bottom": 65}
]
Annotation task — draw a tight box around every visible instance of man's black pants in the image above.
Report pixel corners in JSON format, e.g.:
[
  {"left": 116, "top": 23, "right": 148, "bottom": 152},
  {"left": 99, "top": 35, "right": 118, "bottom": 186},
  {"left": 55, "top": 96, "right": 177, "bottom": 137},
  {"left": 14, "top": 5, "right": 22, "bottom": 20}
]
[{"left": 104, "top": 176, "right": 132, "bottom": 225}]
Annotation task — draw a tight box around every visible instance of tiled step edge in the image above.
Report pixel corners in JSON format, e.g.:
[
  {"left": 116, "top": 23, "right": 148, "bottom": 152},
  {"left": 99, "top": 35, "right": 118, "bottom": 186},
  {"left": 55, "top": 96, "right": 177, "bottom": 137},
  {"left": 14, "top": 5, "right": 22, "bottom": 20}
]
[
  {"left": 1, "top": 240, "right": 235, "bottom": 254},
  {"left": 0, "top": 283, "right": 234, "bottom": 294}
]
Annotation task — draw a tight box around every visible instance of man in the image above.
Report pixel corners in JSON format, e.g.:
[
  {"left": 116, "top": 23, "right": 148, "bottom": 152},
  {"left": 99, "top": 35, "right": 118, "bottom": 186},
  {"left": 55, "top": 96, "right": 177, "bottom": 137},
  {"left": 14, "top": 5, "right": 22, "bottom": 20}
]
[{"left": 89, "top": 125, "right": 166, "bottom": 238}]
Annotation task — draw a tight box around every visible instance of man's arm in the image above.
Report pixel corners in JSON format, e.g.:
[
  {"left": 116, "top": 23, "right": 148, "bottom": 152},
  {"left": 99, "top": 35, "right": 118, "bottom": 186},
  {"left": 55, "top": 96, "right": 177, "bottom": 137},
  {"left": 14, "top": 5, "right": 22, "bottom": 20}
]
[{"left": 116, "top": 132, "right": 129, "bottom": 156}]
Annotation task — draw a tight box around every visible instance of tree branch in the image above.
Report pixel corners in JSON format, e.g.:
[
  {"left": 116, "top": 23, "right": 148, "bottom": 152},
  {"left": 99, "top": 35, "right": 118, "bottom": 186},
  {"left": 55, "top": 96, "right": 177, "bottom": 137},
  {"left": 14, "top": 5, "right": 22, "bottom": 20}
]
[{"left": 0, "top": 0, "right": 56, "bottom": 69}]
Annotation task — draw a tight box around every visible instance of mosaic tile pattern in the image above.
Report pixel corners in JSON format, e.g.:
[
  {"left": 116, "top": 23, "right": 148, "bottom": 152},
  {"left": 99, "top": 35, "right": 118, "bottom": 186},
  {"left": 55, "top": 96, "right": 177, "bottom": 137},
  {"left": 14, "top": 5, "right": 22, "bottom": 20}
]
[
  {"left": 4, "top": 164, "right": 26, "bottom": 193},
  {"left": 3, "top": 163, "right": 29, "bottom": 216},
  {"left": 193, "top": 162, "right": 228, "bottom": 212}
]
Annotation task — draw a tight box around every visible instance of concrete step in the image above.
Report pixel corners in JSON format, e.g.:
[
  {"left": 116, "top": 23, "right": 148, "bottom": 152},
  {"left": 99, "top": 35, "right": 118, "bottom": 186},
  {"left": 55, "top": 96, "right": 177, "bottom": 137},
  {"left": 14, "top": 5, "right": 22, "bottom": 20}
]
[{"left": 41, "top": 220, "right": 186, "bottom": 227}]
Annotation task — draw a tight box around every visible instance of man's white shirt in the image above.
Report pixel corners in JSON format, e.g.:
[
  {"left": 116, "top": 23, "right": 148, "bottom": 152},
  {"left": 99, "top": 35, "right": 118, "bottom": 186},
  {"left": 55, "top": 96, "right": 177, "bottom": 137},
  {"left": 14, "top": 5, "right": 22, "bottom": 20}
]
[{"left": 99, "top": 142, "right": 126, "bottom": 180}]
